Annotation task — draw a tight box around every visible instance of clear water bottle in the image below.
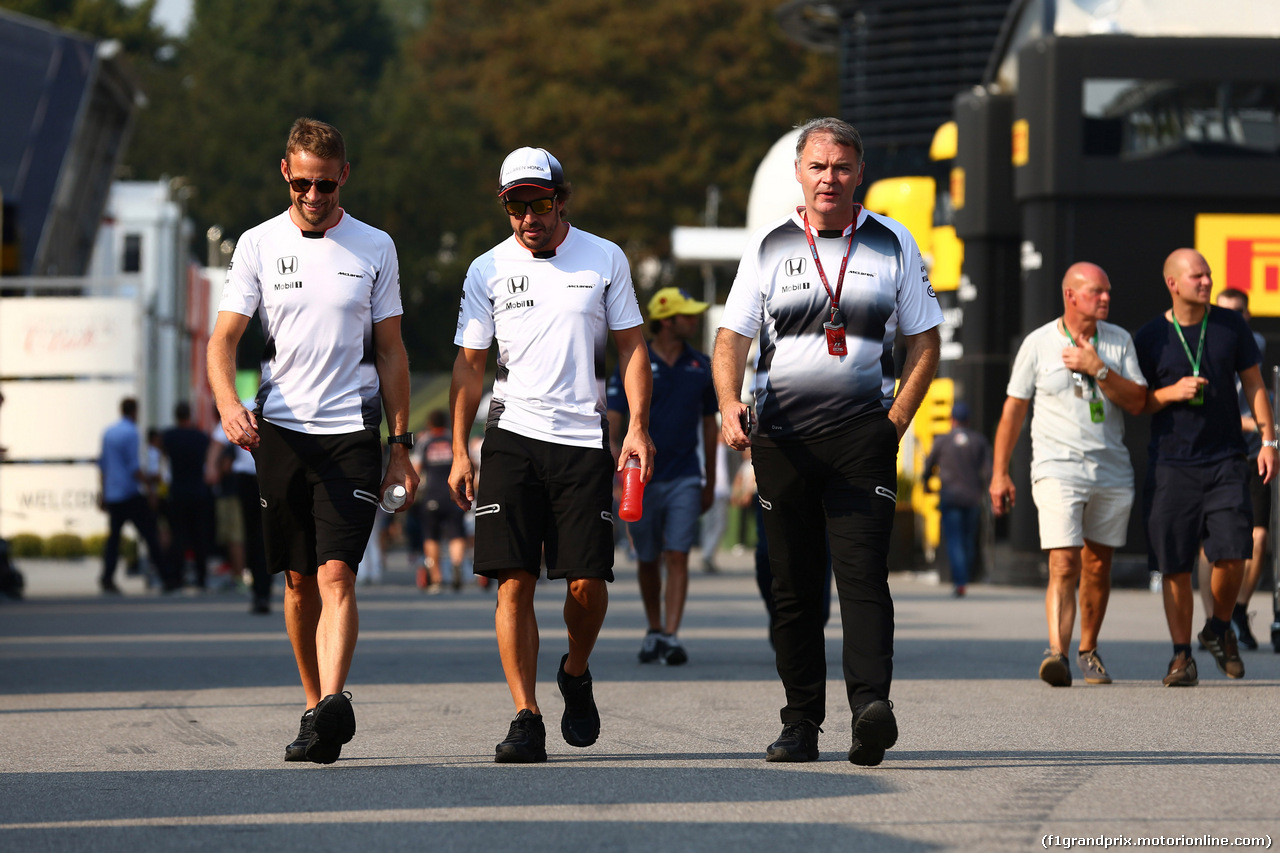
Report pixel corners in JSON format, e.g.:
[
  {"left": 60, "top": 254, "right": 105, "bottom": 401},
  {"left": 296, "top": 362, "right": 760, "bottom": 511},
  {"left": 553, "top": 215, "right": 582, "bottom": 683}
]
[
  {"left": 618, "top": 457, "right": 644, "bottom": 522},
  {"left": 380, "top": 484, "right": 408, "bottom": 512}
]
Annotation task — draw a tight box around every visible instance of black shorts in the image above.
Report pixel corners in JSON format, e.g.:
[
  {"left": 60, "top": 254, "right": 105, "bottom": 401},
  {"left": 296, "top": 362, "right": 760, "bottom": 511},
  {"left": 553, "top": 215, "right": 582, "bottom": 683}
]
[
  {"left": 254, "top": 420, "right": 382, "bottom": 576},
  {"left": 421, "top": 498, "right": 466, "bottom": 542},
  {"left": 1144, "top": 456, "right": 1252, "bottom": 575},
  {"left": 1248, "top": 459, "right": 1271, "bottom": 531},
  {"left": 472, "top": 428, "right": 615, "bottom": 581}
]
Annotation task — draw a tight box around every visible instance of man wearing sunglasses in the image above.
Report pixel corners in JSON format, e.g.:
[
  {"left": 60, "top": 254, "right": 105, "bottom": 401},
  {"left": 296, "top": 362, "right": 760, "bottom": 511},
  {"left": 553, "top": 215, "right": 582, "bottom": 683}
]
[
  {"left": 208, "top": 117, "right": 418, "bottom": 765},
  {"left": 449, "top": 147, "right": 654, "bottom": 763}
]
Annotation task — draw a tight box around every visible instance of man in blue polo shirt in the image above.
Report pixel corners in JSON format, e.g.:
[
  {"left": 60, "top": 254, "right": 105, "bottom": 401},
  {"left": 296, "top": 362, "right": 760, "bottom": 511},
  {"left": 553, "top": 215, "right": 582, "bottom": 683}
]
[{"left": 608, "top": 287, "right": 718, "bottom": 665}]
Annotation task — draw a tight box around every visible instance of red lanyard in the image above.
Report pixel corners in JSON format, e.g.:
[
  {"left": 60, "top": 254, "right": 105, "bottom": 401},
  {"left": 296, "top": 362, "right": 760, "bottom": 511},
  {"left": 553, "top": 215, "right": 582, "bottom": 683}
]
[{"left": 802, "top": 207, "right": 859, "bottom": 322}]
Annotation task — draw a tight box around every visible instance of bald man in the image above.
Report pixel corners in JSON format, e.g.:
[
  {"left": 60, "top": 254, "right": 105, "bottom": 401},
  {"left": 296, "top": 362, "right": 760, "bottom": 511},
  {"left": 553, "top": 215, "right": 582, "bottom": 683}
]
[
  {"left": 991, "top": 263, "right": 1147, "bottom": 687},
  {"left": 1134, "top": 249, "right": 1277, "bottom": 687}
]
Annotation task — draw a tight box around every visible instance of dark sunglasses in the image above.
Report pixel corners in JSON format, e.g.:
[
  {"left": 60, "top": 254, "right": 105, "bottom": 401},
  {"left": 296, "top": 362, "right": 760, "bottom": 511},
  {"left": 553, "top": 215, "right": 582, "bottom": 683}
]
[
  {"left": 286, "top": 175, "right": 340, "bottom": 194},
  {"left": 502, "top": 196, "right": 557, "bottom": 217}
]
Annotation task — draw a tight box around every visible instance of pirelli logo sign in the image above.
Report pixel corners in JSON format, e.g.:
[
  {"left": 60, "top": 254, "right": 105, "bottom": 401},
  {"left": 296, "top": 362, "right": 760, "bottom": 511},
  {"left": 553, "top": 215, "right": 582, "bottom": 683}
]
[{"left": 1197, "top": 214, "right": 1280, "bottom": 317}]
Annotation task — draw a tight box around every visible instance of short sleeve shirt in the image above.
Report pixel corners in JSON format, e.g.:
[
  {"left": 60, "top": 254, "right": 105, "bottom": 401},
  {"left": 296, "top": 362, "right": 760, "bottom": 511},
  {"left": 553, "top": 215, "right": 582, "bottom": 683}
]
[
  {"left": 219, "top": 209, "right": 403, "bottom": 435},
  {"left": 607, "top": 341, "right": 717, "bottom": 482},
  {"left": 1134, "top": 306, "right": 1260, "bottom": 465},
  {"left": 718, "top": 207, "right": 942, "bottom": 443},
  {"left": 1006, "top": 319, "right": 1145, "bottom": 488},
  {"left": 454, "top": 226, "right": 643, "bottom": 449}
]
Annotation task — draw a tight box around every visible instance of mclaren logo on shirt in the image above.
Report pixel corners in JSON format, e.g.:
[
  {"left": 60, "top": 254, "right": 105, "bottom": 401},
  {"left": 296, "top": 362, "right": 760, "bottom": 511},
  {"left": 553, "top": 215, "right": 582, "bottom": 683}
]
[
  {"left": 277, "top": 256, "right": 298, "bottom": 275},
  {"left": 508, "top": 276, "right": 529, "bottom": 294},
  {"left": 784, "top": 258, "right": 806, "bottom": 276}
]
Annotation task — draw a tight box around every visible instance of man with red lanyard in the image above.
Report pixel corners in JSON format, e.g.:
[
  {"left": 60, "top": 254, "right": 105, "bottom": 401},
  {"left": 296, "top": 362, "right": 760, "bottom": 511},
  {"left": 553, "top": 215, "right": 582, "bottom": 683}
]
[{"left": 713, "top": 117, "right": 942, "bottom": 766}]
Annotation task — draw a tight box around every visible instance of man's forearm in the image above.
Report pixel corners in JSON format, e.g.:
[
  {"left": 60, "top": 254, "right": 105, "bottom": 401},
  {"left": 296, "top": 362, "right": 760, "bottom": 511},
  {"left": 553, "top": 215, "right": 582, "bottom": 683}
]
[
  {"left": 448, "top": 350, "right": 486, "bottom": 457},
  {"left": 711, "top": 328, "right": 749, "bottom": 409},
  {"left": 376, "top": 344, "right": 412, "bottom": 435},
  {"left": 888, "top": 327, "right": 941, "bottom": 434}
]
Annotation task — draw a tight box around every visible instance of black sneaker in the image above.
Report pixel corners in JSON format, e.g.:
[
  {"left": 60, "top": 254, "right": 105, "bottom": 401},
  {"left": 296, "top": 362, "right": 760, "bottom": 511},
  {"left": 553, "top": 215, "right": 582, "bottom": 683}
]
[
  {"left": 284, "top": 708, "right": 317, "bottom": 761},
  {"left": 765, "top": 719, "right": 821, "bottom": 762},
  {"left": 638, "top": 629, "right": 665, "bottom": 663},
  {"left": 1162, "top": 652, "right": 1198, "bottom": 686},
  {"left": 307, "top": 691, "right": 356, "bottom": 764},
  {"left": 495, "top": 709, "right": 547, "bottom": 763},
  {"left": 659, "top": 634, "right": 688, "bottom": 666},
  {"left": 849, "top": 699, "right": 898, "bottom": 767},
  {"left": 557, "top": 654, "right": 600, "bottom": 747},
  {"left": 1197, "top": 625, "right": 1245, "bottom": 679},
  {"left": 1233, "top": 609, "right": 1259, "bottom": 651}
]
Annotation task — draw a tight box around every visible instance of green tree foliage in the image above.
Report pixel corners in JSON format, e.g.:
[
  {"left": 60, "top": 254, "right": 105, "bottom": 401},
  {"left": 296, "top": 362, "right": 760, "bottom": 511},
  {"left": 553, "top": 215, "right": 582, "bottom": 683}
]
[
  {"left": 126, "top": 0, "right": 397, "bottom": 240},
  {"left": 6, "top": 0, "right": 836, "bottom": 372},
  {"left": 0, "top": 0, "right": 166, "bottom": 56},
  {"left": 372, "top": 0, "right": 836, "bottom": 367}
]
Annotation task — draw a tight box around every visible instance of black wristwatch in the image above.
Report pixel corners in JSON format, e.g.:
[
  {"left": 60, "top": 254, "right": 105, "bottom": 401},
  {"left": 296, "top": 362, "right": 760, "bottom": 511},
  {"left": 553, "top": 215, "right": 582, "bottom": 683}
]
[{"left": 387, "top": 433, "right": 414, "bottom": 449}]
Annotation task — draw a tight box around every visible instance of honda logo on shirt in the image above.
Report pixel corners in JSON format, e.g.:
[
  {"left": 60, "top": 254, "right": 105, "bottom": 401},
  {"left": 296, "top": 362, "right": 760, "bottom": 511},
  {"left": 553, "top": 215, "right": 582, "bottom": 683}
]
[
  {"left": 508, "top": 276, "right": 529, "bottom": 294},
  {"left": 785, "top": 258, "right": 806, "bottom": 276},
  {"left": 277, "top": 256, "right": 298, "bottom": 275}
]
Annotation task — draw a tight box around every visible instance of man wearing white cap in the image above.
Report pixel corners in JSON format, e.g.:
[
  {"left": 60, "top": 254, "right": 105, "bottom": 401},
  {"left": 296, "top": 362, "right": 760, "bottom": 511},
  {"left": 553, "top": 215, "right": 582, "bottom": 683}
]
[
  {"left": 449, "top": 147, "right": 655, "bottom": 763},
  {"left": 607, "top": 287, "right": 718, "bottom": 666}
]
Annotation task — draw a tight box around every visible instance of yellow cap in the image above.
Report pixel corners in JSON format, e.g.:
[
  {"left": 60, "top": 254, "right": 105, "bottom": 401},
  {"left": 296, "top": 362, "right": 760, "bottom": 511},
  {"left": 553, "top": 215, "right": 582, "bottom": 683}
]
[{"left": 648, "top": 287, "right": 709, "bottom": 320}]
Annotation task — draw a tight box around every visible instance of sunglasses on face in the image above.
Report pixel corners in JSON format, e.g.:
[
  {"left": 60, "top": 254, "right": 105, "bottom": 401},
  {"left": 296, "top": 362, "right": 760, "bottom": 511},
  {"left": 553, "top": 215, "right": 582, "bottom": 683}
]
[
  {"left": 502, "top": 197, "right": 557, "bottom": 217},
  {"left": 286, "top": 175, "right": 340, "bottom": 194}
]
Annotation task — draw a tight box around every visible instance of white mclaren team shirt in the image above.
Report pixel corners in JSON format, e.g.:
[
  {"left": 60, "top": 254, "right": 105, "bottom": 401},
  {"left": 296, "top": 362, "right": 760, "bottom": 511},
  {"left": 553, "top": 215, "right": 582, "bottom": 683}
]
[
  {"left": 719, "top": 206, "right": 943, "bottom": 442},
  {"left": 219, "top": 209, "right": 403, "bottom": 434},
  {"left": 455, "top": 226, "right": 643, "bottom": 449}
]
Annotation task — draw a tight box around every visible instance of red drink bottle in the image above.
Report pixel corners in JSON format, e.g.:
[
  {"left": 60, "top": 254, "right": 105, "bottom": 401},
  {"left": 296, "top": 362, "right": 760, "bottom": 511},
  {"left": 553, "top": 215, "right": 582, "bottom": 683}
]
[{"left": 618, "top": 457, "right": 644, "bottom": 522}]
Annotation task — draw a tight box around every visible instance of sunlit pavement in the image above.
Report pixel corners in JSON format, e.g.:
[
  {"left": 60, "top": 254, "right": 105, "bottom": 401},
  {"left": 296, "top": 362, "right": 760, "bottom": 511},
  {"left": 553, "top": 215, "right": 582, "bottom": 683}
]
[{"left": 2, "top": 548, "right": 1277, "bottom": 852}]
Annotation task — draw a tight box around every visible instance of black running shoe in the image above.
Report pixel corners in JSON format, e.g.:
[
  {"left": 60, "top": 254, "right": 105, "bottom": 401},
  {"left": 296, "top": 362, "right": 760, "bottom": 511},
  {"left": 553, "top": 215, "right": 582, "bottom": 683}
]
[
  {"left": 765, "top": 719, "right": 821, "bottom": 762},
  {"left": 557, "top": 653, "right": 600, "bottom": 747},
  {"left": 1233, "top": 609, "right": 1259, "bottom": 651},
  {"left": 638, "top": 629, "right": 664, "bottom": 663},
  {"left": 495, "top": 709, "right": 547, "bottom": 763},
  {"left": 849, "top": 699, "right": 898, "bottom": 767},
  {"left": 659, "top": 634, "right": 688, "bottom": 666},
  {"left": 307, "top": 691, "right": 356, "bottom": 765},
  {"left": 1162, "top": 652, "right": 1198, "bottom": 687},
  {"left": 1198, "top": 625, "right": 1244, "bottom": 679},
  {"left": 284, "top": 708, "right": 317, "bottom": 762}
]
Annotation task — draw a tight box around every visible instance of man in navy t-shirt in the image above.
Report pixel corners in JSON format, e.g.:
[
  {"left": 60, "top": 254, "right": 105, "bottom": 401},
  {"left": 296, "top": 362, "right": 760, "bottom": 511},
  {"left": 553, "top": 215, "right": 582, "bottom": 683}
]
[
  {"left": 607, "top": 287, "right": 718, "bottom": 666},
  {"left": 1134, "top": 248, "right": 1277, "bottom": 687}
]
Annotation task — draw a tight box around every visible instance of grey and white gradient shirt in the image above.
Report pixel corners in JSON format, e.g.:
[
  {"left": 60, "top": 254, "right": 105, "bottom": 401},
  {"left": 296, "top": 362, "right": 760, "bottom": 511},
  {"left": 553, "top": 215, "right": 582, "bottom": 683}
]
[{"left": 719, "top": 206, "right": 943, "bottom": 443}]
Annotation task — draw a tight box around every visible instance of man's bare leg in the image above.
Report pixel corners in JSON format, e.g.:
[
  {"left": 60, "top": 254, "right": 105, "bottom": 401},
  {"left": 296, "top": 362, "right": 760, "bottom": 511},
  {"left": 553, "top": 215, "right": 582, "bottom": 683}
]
[
  {"left": 1162, "top": 572, "right": 1195, "bottom": 646},
  {"left": 495, "top": 570, "right": 541, "bottom": 712},
  {"left": 1045, "top": 547, "right": 1082, "bottom": 654},
  {"left": 662, "top": 550, "right": 690, "bottom": 636},
  {"left": 563, "top": 577, "right": 608, "bottom": 677},
  {"left": 315, "top": 559, "right": 359, "bottom": 696},
  {"left": 637, "top": 559, "right": 662, "bottom": 631},
  {"left": 1078, "top": 540, "right": 1113, "bottom": 651},
  {"left": 284, "top": 571, "right": 322, "bottom": 708}
]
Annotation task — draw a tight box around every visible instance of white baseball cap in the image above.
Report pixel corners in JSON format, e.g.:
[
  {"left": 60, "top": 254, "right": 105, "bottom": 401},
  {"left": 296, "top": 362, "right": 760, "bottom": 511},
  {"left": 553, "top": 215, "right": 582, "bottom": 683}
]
[{"left": 498, "top": 147, "right": 565, "bottom": 196}]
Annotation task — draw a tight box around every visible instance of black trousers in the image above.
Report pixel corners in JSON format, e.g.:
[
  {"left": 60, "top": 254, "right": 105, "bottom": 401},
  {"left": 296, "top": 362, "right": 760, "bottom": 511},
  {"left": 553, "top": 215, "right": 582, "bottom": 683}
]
[
  {"left": 752, "top": 414, "right": 899, "bottom": 726},
  {"left": 235, "top": 473, "right": 271, "bottom": 603},
  {"left": 103, "top": 494, "right": 171, "bottom": 586},
  {"left": 167, "top": 494, "right": 213, "bottom": 588}
]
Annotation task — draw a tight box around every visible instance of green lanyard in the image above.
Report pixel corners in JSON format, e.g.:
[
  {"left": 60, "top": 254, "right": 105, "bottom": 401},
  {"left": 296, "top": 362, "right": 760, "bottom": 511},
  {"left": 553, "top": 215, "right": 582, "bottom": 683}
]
[
  {"left": 1064, "top": 318, "right": 1105, "bottom": 422},
  {"left": 1170, "top": 308, "right": 1209, "bottom": 378},
  {"left": 1061, "top": 320, "right": 1100, "bottom": 400}
]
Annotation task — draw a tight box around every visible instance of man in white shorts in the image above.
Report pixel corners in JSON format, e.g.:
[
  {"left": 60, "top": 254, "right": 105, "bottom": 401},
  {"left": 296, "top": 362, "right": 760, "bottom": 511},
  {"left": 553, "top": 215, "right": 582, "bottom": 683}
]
[
  {"left": 990, "top": 262, "right": 1147, "bottom": 687},
  {"left": 208, "top": 117, "right": 418, "bottom": 764},
  {"left": 449, "top": 147, "right": 654, "bottom": 763}
]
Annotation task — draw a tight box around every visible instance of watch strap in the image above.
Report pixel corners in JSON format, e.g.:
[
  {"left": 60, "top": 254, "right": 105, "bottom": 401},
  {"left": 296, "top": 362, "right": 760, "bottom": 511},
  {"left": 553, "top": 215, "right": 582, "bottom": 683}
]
[{"left": 387, "top": 433, "right": 414, "bottom": 448}]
